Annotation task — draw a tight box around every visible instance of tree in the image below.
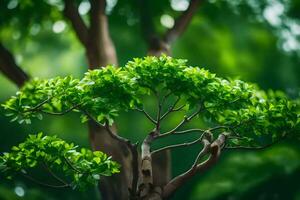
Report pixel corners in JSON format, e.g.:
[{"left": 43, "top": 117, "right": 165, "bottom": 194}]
[
  {"left": 0, "top": 0, "right": 300, "bottom": 199},
  {"left": 1, "top": 55, "right": 299, "bottom": 199}
]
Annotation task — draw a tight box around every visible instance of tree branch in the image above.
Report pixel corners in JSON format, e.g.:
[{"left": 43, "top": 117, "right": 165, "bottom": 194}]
[
  {"left": 40, "top": 103, "right": 82, "bottom": 115},
  {"left": 174, "top": 128, "right": 206, "bottom": 135},
  {"left": 137, "top": 0, "right": 157, "bottom": 45},
  {"left": 21, "top": 173, "right": 70, "bottom": 188},
  {"left": 135, "top": 107, "right": 157, "bottom": 125},
  {"left": 158, "top": 105, "right": 203, "bottom": 138},
  {"left": 137, "top": 0, "right": 170, "bottom": 55},
  {"left": 104, "top": 121, "right": 133, "bottom": 146},
  {"left": 88, "top": 0, "right": 117, "bottom": 67},
  {"left": 0, "top": 43, "right": 29, "bottom": 87},
  {"left": 139, "top": 132, "right": 156, "bottom": 197},
  {"left": 151, "top": 132, "right": 205, "bottom": 155},
  {"left": 160, "top": 96, "right": 184, "bottom": 121},
  {"left": 162, "top": 133, "right": 226, "bottom": 198},
  {"left": 63, "top": 0, "right": 89, "bottom": 47},
  {"left": 63, "top": 156, "right": 83, "bottom": 174},
  {"left": 42, "top": 162, "right": 68, "bottom": 185},
  {"left": 163, "top": 0, "right": 201, "bottom": 44},
  {"left": 225, "top": 135, "right": 288, "bottom": 151}
]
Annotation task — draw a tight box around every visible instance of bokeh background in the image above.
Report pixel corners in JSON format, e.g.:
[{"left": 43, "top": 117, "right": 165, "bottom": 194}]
[{"left": 0, "top": 0, "right": 300, "bottom": 199}]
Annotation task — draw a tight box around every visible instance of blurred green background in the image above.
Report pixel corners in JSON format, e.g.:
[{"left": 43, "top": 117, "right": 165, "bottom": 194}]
[{"left": 0, "top": 0, "right": 300, "bottom": 199}]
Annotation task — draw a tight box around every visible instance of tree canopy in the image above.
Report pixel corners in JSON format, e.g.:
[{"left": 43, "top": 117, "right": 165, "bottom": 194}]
[{"left": 3, "top": 56, "right": 299, "bottom": 148}]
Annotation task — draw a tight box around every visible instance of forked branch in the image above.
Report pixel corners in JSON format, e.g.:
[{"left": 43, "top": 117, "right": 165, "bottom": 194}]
[
  {"left": 135, "top": 107, "right": 157, "bottom": 124},
  {"left": 162, "top": 133, "right": 226, "bottom": 198},
  {"left": 159, "top": 105, "right": 203, "bottom": 138}
]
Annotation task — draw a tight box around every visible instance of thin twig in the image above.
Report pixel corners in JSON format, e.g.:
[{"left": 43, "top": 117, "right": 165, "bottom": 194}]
[
  {"left": 159, "top": 105, "right": 203, "bottom": 137},
  {"left": 40, "top": 103, "right": 82, "bottom": 115},
  {"left": 134, "top": 107, "right": 157, "bottom": 124},
  {"left": 160, "top": 96, "right": 183, "bottom": 121},
  {"left": 174, "top": 128, "right": 206, "bottom": 135},
  {"left": 42, "top": 162, "right": 68, "bottom": 185},
  {"left": 21, "top": 173, "right": 70, "bottom": 188},
  {"left": 63, "top": 156, "right": 82, "bottom": 173},
  {"left": 23, "top": 97, "right": 52, "bottom": 113},
  {"left": 151, "top": 132, "right": 205, "bottom": 155},
  {"left": 225, "top": 136, "right": 287, "bottom": 151}
]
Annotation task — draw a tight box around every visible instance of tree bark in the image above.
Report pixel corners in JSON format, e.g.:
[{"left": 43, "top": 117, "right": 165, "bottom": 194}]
[
  {"left": 0, "top": 43, "right": 29, "bottom": 87},
  {"left": 85, "top": 1, "right": 131, "bottom": 199},
  {"left": 88, "top": 123, "right": 132, "bottom": 200}
]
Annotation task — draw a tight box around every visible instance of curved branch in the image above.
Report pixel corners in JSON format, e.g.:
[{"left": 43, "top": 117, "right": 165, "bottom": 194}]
[
  {"left": 40, "top": 103, "right": 82, "bottom": 115},
  {"left": 225, "top": 135, "right": 288, "bottom": 151},
  {"left": 63, "top": 156, "right": 83, "bottom": 174},
  {"left": 162, "top": 134, "right": 226, "bottom": 198},
  {"left": 159, "top": 105, "right": 203, "bottom": 138},
  {"left": 21, "top": 173, "right": 70, "bottom": 188},
  {"left": 25, "top": 100, "right": 82, "bottom": 116},
  {"left": 174, "top": 128, "right": 206, "bottom": 135},
  {"left": 63, "top": 0, "right": 89, "bottom": 47},
  {"left": 160, "top": 96, "right": 183, "bottom": 121},
  {"left": 0, "top": 43, "right": 29, "bottom": 87},
  {"left": 42, "top": 162, "right": 68, "bottom": 185},
  {"left": 104, "top": 121, "right": 133, "bottom": 146},
  {"left": 134, "top": 107, "right": 157, "bottom": 125},
  {"left": 163, "top": 0, "right": 201, "bottom": 44},
  {"left": 151, "top": 133, "right": 205, "bottom": 155},
  {"left": 23, "top": 97, "right": 52, "bottom": 113}
]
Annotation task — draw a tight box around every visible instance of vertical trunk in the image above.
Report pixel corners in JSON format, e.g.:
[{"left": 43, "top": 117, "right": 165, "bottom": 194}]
[
  {"left": 88, "top": 0, "right": 117, "bottom": 68},
  {"left": 88, "top": 123, "right": 131, "bottom": 200},
  {"left": 86, "top": 1, "right": 131, "bottom": 199}
]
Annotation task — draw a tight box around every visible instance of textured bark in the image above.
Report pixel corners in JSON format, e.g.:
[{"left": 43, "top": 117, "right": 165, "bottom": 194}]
[
  {"left": 88, "top": 123, "right": 132, "bottom": 200},
  {"left": 84, "top": 1, "right": 130, "bottom": 199},
  {"left": 63, "top": 0, "right": 89, "bottom": 47},
  {"left": 88, "top": 0, "right": 117, "bottom": 68}
]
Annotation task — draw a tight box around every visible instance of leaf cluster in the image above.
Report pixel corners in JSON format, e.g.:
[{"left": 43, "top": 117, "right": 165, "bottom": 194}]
[
  {"left": 2, "top": 55, "right": 299, "bottom": 146},
  {"left": 0, "top": 133, "right": 120, "bottom": 190}
]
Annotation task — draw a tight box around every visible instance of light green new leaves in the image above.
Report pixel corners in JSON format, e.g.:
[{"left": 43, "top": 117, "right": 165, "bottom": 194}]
[
  {"left": 2, "top": 55, "right": 299, "bottom": 145},
  {"left": 77, "top": 66, "right": 140, "bottom": 125},
  {"left": 2, "top": 76, "right": 82, "bottom": 124},
  {"left": 0, "top": 133, "right": 120, "bottom": 190}
]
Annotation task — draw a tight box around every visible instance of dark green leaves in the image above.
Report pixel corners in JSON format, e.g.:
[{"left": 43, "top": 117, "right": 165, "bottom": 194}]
[{"left": 0, "top": 133, "right": 120, "bottom": 190}]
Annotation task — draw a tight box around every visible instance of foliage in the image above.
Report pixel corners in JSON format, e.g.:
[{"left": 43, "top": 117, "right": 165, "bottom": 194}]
[
  {"left": 2, "top": 55, "right": 299, "bottom": 149},
  {"left": 0, "top": 133, "right": 120, "bottom": 190}
]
